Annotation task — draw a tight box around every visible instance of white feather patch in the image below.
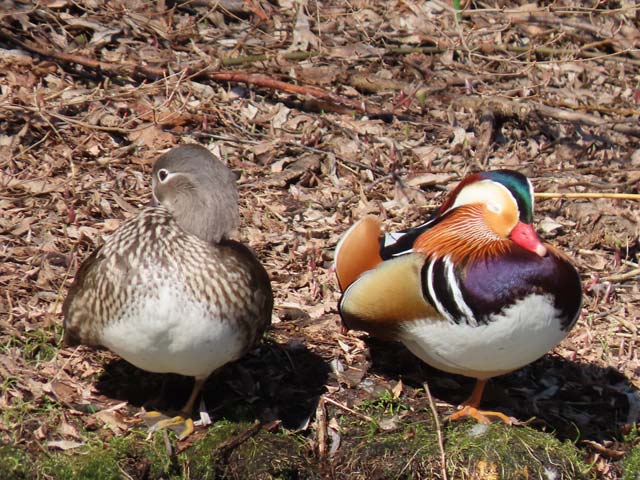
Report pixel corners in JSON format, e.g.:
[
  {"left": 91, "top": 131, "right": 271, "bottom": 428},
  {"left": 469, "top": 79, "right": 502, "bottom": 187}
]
[
  {"left": 101, "top": 269, "right": 245, "bottom": 378},
  {"left": 399, "top": 293, "right": 566, "bottom": 379}
]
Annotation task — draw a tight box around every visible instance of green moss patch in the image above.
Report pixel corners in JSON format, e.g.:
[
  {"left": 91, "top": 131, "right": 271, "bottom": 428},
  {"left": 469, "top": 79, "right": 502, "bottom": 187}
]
[
  {"left": 41, "top": 433, "right": 177, "bottom": 480},
  {"left": 622, "top": 443, "right": 640, "bottom": 480},
  {"left": 185, "top": 421, "right": 318, "bottom": 480},
  {"left": 446, "top": 422, "right": 593, "bottom": 480},
  {"left": 327, "top": 393, "right": 593, "bottom": 480},
  {"left": 0, "top": 445, "right": 35, "bottom": 480}
]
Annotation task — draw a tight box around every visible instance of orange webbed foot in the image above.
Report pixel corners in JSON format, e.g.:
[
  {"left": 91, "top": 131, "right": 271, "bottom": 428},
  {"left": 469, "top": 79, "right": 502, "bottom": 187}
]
[
  {"left": 446, "top": 378, "right": 517, "bottom": 425},
  {"left": 447, "top": 405, "right": 514, "bottom": 425}
]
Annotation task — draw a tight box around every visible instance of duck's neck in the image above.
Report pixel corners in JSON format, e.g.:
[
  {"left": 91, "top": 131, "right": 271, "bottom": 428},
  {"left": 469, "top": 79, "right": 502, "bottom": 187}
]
[{"left": 165, "top": 198, "right": 239, "bottom": 244}]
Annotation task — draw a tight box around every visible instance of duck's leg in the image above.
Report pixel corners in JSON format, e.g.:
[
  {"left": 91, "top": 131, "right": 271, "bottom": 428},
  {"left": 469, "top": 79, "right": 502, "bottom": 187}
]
[
  {"left": 447, "top": 379, "right": 513, "bottom": 425},
  {"left": 143, "top": 376, "right": 207, "bottom": 440}
]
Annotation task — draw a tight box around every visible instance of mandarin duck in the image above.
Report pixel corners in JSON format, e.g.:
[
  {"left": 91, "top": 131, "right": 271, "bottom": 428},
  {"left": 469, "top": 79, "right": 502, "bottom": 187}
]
[
  {"left": 335, "top": 170, "right": 582, "bottom": 424},
  {"left": 63, "top": 144, "right": 273, "bottom": 439}
]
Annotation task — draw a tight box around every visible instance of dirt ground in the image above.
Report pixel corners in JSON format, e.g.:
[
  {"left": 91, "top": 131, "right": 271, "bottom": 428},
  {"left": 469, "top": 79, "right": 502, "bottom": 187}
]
[{"left": 1, "top": 1, "right": 639, "bottom": 479}]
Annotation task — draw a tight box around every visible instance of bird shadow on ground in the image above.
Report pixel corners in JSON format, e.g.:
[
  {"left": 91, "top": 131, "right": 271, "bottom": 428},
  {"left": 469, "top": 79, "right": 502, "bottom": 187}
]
[
  {"left": 364, "top": 337, "right": 636, "bottom": 443},
  {"left": 95, "top": 338, "right": 330, "bottom": 430}
]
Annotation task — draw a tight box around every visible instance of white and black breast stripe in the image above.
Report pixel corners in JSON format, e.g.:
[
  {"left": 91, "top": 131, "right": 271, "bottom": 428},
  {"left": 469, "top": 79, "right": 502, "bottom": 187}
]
[
  {"left": 421, "top": 256, "right": 479, "bottom": 326},
  {"left": 444, "top": 256, "right": 477, "bottom": 326},
  {"left": 424, "top": 259, "right": 455, "bottom": 324}
]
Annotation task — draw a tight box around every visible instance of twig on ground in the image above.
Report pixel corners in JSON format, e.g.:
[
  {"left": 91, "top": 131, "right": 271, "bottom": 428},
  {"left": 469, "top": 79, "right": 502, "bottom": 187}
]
[
  {"left": 323, "top": 396, "right": 378, "bottom": 426},
  {"left": 315, "top": 398, "right": 328, "bottom": 458},
  {"left": 515, "top": 14, "right": 609, "bottom": 37},
  {"left": 535, "top": 192, "right": 640, "bottom": 200},
  {"left": 601, "top": 268, "right": 640, "bottom": 283},
  {"left": 455, "top": 96, "right": 640, "bottom": 139},
  {"left": 554, "top": 100, "right": 640, "bottom": 118},
  {"left": 386, "top": 43, "right": 640, "bottom": 66},
  {"left": 209, "top": 419, "right": 262, "bottom": 453},
  {"left": 474, "top": 109, "right": 495, "bottom": 166},
  {"left": 221, "top": 51, "right": 318, "bottom": 66},
  {"left": 0, "top": 28, "right": 167, "bottom": 79},
  {"left": 424, "top": 382, "right": 448, "bottom": 480},
  {"left": 203, "top": 71, "right": 384, "bottom": 116},
  {"left": 534, "top": 103, "right": 640, "bottom": 138},
  {"left": 512, "top": 14, "right": 640, "bottom": 60}
]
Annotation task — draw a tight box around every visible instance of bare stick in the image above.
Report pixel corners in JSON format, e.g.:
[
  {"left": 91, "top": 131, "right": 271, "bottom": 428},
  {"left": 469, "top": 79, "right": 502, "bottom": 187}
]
[
  {"left": 535, "top": 192, "right": 640, "bottom": 200},
  {"left": 601, "top": 268, "right": 640, "bottom": 283},
  {"left": 323, "top": 396, "right": 378, "bottom": 426},
  {"left": 455, "top": 96, "right": 640, "bottom": 139},
  {"left": 474, "top": 109, "right": 495, "bottom": 166},
  {"left": 210, "top": 419, "right": 262, "bottom": 452},
  {"left": 204, "top": 71, "right": 383, "bottom": 116},
  {"left": 424, "top": 382, "right": 448, "bottom": 480},
  {"left": 315, "top": 398, "right": 327, "bottom": 458}
]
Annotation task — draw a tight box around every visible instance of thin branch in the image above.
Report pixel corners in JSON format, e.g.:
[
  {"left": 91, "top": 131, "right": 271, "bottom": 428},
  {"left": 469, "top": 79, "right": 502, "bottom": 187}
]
[
  {"left": 601, "top": 268, "right": 640, "bottom": 283},
  {"left": 474, "top": 109, "right": 495, "bottom": 166},
  {"left": 535, "top": 192, "right": 640, "bottom": 200},
  {"left": 424, "top": 382, "right": 448, "bottom": 480},
  {"left": 512, "top": 13, "right": 640, "bottom": 60},
  {"left": 386, "top": 43, "right": 640, "bottom": 67},
  {"left": 221, "top": 50, "right": 319, "bottom": 66},
  {"left": 209, "top": 419, "right": 262, "bottom": 453},
  {"left": 323, "top": 396, "right": 378, "bottom": 426},
  {"left": 0, "top": 28, "right": 167, "bottom": 80},
  {"left": 455, "top": 96, "right": 640, "bottom": 139},
  {"left": 512, "top": 13, "right": 613, "bottom": 38},
  {"left": 203, "top": 71, "right": 384, "bottom": 116},
  {"left": 315, "top": 398, "right": 328, "bottom": 459}
]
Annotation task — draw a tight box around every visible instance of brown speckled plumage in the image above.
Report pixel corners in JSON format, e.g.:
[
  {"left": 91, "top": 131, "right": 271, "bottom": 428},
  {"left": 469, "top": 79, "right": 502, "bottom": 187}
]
[
  {"left": 62, "top": 144, "right": 272, "bottom": 428},
  {"left": 63, "top": 208, "right": 271, "bottom": 350}
]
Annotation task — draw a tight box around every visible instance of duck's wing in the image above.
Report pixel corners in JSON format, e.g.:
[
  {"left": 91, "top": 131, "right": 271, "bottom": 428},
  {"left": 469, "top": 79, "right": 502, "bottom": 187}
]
[
  {"left": 216, "top": 240, "right": 274, "bottom": 346},
  {"left": 62, "top": 246, "right": 117, "bottom": 347},
  {"left": 335, "top": 212, "right": 443, "bottom": 290},
  {"left": 338, "top": 252, "right": 442, "bottom": 339},
  {"left": 334, "top": 215, "right": 385, "bottom": 291}
]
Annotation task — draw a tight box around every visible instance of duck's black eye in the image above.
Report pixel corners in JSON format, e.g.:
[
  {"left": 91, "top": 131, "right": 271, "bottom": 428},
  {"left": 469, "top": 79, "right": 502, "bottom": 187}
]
[{"left": 157, "top": 169, "right": 169, "bottom": 182}]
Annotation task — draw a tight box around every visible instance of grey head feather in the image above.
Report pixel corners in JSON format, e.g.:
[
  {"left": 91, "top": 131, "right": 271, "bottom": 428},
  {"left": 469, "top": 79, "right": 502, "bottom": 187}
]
[{"left": 152, "top": 144, "right": 239, "bottom": 243}]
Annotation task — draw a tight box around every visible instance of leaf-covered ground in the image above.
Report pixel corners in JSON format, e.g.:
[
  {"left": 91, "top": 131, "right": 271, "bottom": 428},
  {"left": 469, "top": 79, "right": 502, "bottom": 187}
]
[{"left": 1, "top": 1, "right": 639, "bottom": 478}]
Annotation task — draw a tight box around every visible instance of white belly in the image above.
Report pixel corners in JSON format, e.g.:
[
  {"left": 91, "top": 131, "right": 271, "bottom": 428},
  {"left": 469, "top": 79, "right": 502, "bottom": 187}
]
[
  {"left": 101, "top": 282, "right": 245, "bottom": 378},
  {"left": 399, "top": 294, "right": 567, "bottom": 379}
]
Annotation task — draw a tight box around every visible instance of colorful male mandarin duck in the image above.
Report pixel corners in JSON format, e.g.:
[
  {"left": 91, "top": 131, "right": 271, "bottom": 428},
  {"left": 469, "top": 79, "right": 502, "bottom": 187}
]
[
  {"left": 63, "top": 144, "right": 273, "bottom": 439},
  {"left": 335, "top": 170, "right": 582, "bottom": 424}
]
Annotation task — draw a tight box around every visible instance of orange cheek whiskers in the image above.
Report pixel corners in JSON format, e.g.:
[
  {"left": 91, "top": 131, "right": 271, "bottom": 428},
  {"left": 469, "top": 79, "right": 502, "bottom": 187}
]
[{"left": 413, "top": 208, "right": 510, "bottom": 264}]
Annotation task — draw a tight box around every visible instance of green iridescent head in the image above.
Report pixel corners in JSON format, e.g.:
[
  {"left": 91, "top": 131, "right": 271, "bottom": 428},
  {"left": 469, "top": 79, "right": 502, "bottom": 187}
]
[{"left": 480, "top": 170, "right": 535, "bottom": 223}]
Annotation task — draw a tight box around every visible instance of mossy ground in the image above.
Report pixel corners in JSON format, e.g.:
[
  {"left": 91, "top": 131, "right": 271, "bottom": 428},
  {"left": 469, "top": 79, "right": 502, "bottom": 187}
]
[
  {"left": 622, "top": 444, "right": 640, "bottom": 480},
  {"left": 0, "top": 327, "right": 630, "bottom": 479},
  {"left": 0, "top": 422, "right": 315, "bottom": 480},
  {"left": 331, "top": 391, "right": 594, "bottom": 480},
  {"left": 0, "top": 398, "right": 595, "bottom": 480}
]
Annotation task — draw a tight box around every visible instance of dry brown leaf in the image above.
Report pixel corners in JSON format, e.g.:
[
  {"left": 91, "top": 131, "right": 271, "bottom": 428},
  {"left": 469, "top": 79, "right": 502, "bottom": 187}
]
[
  {"left": 0, "top": 172, "right": 65, "bottom": 195},
  {"left": 95, "top": 410, "right": 129, "bottom": 435},
  {"left": 128, "top": 125, "right": 176, "bottom": 149},
  {"left": 46, "top": 440, "right": 84, "bottom": 451},
  {"left": 58, "top": 418, "right": 82, "bottom": 439}
]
